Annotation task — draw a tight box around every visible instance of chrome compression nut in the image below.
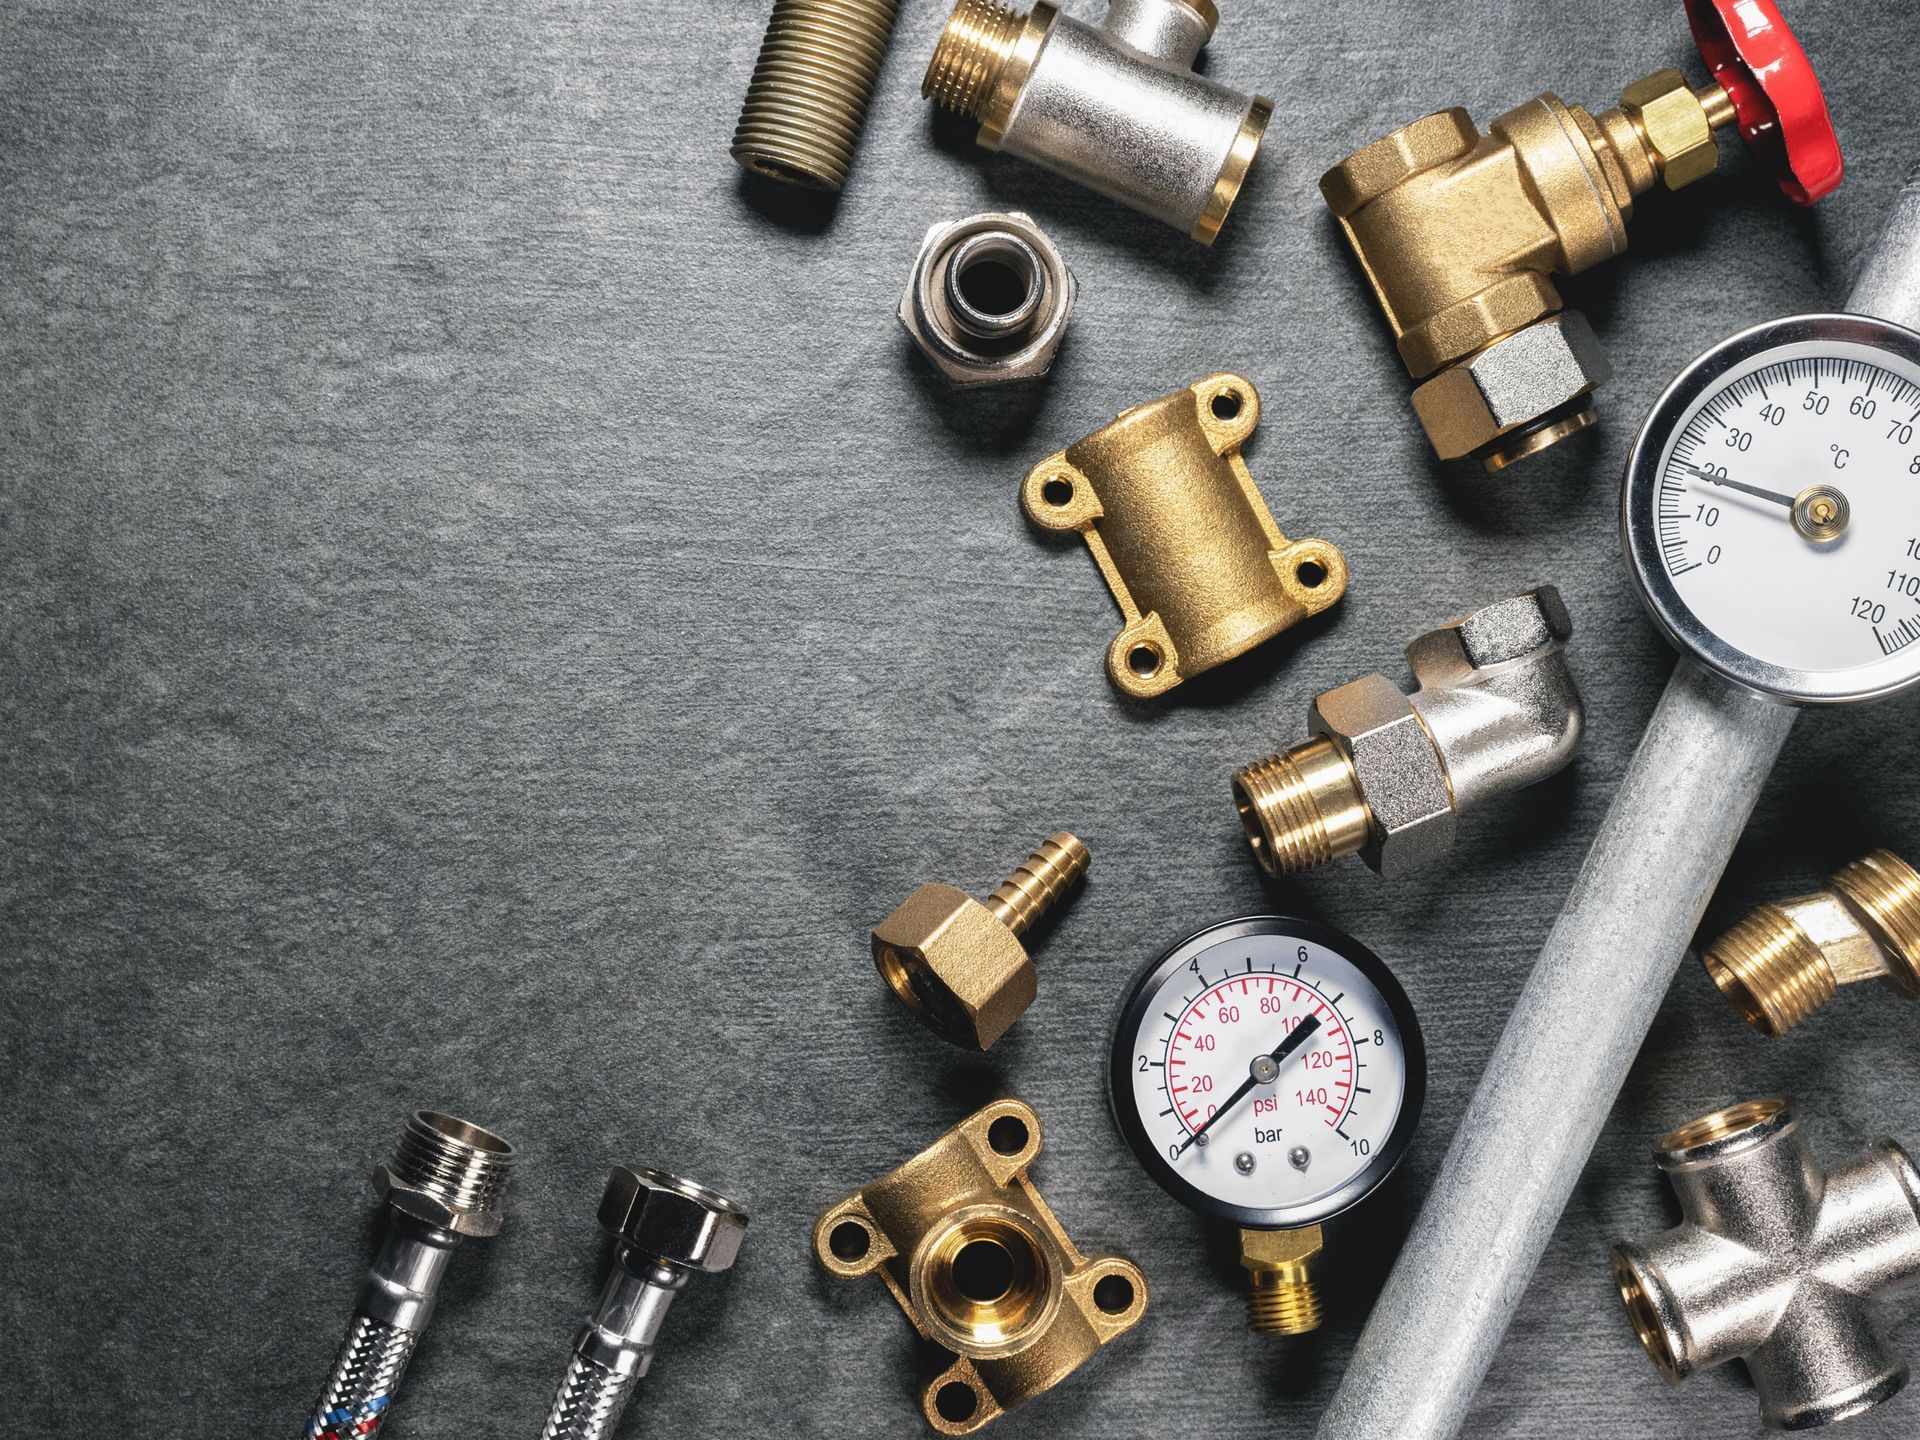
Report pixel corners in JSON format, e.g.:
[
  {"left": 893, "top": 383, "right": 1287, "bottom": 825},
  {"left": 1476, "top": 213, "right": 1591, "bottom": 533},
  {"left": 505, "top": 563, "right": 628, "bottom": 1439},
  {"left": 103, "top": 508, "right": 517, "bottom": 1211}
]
[
  {"left": 537, "top": 1168, "right": 749, "bottom": 1440},
  {"left": 923, "top": 0, "right": 1272, "bottom": 244},
  {"left": 1613, "top": 1098, "right": 1920, "bottom": 1431},
  {"left": 901, "top": 213, "right": 1075, "bottom": 387},
  {"left": 1232, "top": 586, "right": 1583, "bottom": 877}
]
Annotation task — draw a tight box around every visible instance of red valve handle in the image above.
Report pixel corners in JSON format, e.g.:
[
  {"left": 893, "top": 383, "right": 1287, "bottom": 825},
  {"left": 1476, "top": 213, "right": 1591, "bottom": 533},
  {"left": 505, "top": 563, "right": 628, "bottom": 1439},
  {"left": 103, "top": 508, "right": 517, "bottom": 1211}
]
[{"left": 1684, "top": 0, "right": 1842, "bottom": 205}]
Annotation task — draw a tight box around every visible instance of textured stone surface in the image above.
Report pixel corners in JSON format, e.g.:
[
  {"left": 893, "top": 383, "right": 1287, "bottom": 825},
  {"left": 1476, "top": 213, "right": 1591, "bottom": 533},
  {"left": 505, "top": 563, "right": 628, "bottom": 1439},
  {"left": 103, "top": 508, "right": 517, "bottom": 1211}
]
[{"left": 3, "top": 1, "right": 1918, "bottom": 1436}]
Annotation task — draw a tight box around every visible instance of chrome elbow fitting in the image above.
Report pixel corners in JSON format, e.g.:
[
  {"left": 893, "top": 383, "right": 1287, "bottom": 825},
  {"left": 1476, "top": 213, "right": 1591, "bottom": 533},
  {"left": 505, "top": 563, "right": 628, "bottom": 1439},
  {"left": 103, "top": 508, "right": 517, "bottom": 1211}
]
[
  {"left": 1613, "top": 1098, "right": 1920, "bottom": 1432},
  {"left": 1232, "top": 586, "right": 1582, "bottom": 877},
  {"left": 923, "top": 0, "right": 1272, "bottom": 244}
]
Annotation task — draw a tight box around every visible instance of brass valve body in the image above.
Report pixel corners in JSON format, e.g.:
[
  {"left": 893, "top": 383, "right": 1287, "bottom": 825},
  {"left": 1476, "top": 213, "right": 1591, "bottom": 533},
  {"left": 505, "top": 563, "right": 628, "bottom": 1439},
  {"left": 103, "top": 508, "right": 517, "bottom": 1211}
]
[
  {"left": 1703, "top": 849, "right": 1920, "bottom": 1036},
  {"left": 924, "top": 0, "right": 1271, "bottom": 244},
  {"left": 1239, "top": 1224, "right": 1322, "bottom": 1336},
  {"left": 1613, "top": 1098, "right": 1920, "bottom": 1431},
  {"left": 814, "top": 1099, "right": 1148, "bottom": 1435},
  {"left": 1021, "top": 374, "right": 1346, "bottom": 698},
  {"left": 1233, "top": 586, "right": 1581, "bottom": 877},
  {"left": 873, "top": 833, "right": 1089, "bottom": 1050},
  {"left": 1321, "top": 73, "right": 1736, "bottom": 469}
]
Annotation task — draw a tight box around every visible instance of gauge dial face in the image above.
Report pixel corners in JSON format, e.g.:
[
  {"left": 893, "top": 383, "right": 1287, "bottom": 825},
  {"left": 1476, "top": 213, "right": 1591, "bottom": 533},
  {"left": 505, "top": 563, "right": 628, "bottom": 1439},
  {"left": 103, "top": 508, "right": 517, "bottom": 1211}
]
[
  {"left": 1626, "top": 315, "right": 1920, "bottom": 703},
  {"left": 1109, "top": 917, "right": 1425, "bottom": 1230}
]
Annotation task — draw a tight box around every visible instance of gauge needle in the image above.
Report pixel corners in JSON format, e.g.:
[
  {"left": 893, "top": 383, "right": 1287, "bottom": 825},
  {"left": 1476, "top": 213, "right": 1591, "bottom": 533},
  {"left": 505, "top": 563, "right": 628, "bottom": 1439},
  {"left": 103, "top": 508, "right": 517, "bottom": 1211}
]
[
  {"left": 1176, "top": 1012, "right": 1323, "bottom": 1157},
  {"left": 1682, "top": 463, "right": 1796, "bottom": 509}
]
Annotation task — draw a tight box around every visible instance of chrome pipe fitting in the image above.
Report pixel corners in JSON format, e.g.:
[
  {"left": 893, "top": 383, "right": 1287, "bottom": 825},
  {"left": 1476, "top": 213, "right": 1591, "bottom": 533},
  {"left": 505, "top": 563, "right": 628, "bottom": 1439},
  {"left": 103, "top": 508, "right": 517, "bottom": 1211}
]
[
  {"left": 305, "top": 1112, "right": 517, "bottom": 1440},
  {"left": 901, "top": 212, "right": 1076, "bottom": 387},
  {"left": 923, "top": 0, "right": 1271, "bottom": 244},
  {"left": 537, "top": 1167, "right": 750, "bottom": 1440},
  {"left": 1613, "top": 1098, "right": 1920, "bottom": 1431},
  {"left": 1233, "top": 586, "right": 1583, "bottom": 877}
]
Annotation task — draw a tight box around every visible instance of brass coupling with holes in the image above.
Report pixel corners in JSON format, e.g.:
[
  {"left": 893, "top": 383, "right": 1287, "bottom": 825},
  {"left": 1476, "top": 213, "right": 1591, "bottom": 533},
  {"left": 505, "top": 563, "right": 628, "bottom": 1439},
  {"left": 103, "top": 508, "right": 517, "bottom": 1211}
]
[
  {"left": 1703, "top": 849, "right": 1920, "bottom": 1036},
  {"left": 874, "top": 833, "right": 1089, "bottom": 1050},
  {"left": 1612, "top": 1098, "right": 1920, "bottom": 1431},
  {"left": 1233, "top": 587, "right": 1581, "bottom": 878},
  {"left": 1320, "top": 68, "right": 1743, "bottom": 469},
  {"left": 1021, "top": 375, "right": 1346, "bottom": 699},
  {"left": 814, "top": 1099, "right": 1148, "bottom": 1435},
  {"left": 923, "top": 0, "right": 1271, "bottom": 244}
]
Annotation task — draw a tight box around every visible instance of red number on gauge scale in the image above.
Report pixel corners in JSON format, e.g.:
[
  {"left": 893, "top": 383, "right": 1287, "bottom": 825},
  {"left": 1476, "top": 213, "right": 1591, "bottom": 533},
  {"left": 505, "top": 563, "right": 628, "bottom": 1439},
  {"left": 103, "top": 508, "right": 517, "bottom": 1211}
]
[{"left": 1164, "top": 975, "right": 1354, "bottom": 1136}]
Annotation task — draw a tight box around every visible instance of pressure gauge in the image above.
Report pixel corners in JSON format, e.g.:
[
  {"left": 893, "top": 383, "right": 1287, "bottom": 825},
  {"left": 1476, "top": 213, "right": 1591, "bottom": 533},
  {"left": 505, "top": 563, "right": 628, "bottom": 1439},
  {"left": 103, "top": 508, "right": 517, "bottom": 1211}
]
[
  {"left": 1109, "top": 916, "right": 1424, "bottom": 1230},
  {"left": 1625, "top": 313, "right": 1920, "bottom": 705}
]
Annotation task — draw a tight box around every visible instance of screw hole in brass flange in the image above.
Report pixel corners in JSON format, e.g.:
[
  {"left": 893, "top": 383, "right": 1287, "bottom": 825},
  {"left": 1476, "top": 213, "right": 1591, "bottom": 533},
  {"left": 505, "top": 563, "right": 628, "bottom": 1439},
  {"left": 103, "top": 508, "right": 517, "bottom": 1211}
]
[
  {"left": 1041, "top": 475, "right": 1074, "bottom": 506},
  {"left": 1126, "top": 643, "right": 1162, "bottom": 678},
  {"left": 934, "top": 1381, "right": 981, "bottom": 1423},
  {"left": 829, "top": 1220, "right": 873, "bottom": 1262},
  {"left": 987, "top": 1114, "right": 1030, "bottom": 1156},
  {"left": 1210, "top": 387, "right": 1243, "bottom": 420},
  {"left": 1093, "top": 1273, "right": 1136, "bottom": 1314}
]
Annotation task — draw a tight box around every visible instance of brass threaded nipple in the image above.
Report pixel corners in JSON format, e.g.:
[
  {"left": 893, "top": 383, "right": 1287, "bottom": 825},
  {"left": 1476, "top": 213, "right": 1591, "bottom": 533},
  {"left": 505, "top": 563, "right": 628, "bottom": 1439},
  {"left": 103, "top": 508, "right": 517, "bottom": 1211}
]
[
  {"left": 923, "top": 0, "right": 1024, "bottom": 119},
  {"left": 731, "top": 0, "right": 904, "bottom": 192},
  {"left": 1832, "top": 850, "right": 1920, "bottom": 966},
  {"left": 1248, "top": 1272, "right": 1322, "bottom": 1335},
  {"left": 1231, "top": 735, "right": 1370, "bottom": 877},
  {"left": 984, "top": 831, "right": 1089, "bottom": 937},
  {"left": 1703, "top": 906, "right": 1834, "bottom": 1037}
]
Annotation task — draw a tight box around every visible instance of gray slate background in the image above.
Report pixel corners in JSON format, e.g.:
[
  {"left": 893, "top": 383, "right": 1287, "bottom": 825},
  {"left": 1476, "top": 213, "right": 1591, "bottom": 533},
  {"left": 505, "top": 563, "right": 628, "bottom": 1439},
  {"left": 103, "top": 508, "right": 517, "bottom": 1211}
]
[{"left": 4, "top": 1, "right": 1919, "bottom": 1435}]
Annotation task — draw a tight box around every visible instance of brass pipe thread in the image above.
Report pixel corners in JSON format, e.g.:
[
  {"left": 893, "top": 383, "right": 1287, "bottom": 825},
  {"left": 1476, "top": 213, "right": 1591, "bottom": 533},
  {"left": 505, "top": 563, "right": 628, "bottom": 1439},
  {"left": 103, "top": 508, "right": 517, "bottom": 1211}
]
[
  {"left": 1704, "top": 851, "right": 1920, "bottom": 1037},
  {"left": 983, "top": 831, "right": 1089, "bottom": 937},
  {"left": 923, "top": 0, "right": 1024, "bottom": 119},
  {"left": 1231, "top": 735, "right": 1372, "bottom": 877},
  {"left": 730, "top": 0, "right": 905, "bottom": 193},
  {"left": 1248, "top": 1268, "right": 1322, "bottom": 1335}
]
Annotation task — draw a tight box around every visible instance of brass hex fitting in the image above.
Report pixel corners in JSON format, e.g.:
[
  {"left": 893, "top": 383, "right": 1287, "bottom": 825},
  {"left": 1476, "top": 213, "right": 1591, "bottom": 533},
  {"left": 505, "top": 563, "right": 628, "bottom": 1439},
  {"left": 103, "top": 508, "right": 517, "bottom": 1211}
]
[
  {"left": 1613, "top": 1098, "right": 1920, "bottom": 1431},
  {"left": 1239, "top": 1224, "right": 1322, "bottom": 1336},
  {"left": 1703, "top": 850, "right": 1920, "bottom": 1036},
  {"left": 900, "top": 212, "right": 1076, "bottom": 387},
  {"left": 1320, "top": 71, "right": 1739, "bottom": 469},
  {"left": 1233, "top": 586, "right": 1581, "bottom": 877},
  {"left": 874, "top": 833, "right": 1089, "bottom": 1049},
  {"left": 923, "top": 0, "right": 1272, "bottom": 244},
  {"left": 814, "top": 1098, "right": 1148, "bottom": 1435},
  {"left": 731, "top": 0, "right": 904, "bottom": 192},
  {"left": 1021, "top": 374, "right": 1346, "bottom": 698}
]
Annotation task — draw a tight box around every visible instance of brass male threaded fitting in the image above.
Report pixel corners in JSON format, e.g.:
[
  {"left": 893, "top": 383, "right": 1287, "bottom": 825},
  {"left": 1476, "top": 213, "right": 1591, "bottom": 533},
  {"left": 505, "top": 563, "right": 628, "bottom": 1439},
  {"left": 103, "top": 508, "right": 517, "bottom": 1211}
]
[
  {"left": 1240, "top": 1224, "right": 1323, "bottom": 1336},
  {"left": 1233, "top": 735, "right": 1371, "bottom": 876},
  {"left": 923, "top": 0, "right": 1025, "bottom": 118},
  {"left": 731, "top": 0, "right": 904, "bottom": 192},
  {"left": 1703, "top": 850, "right": 1920, "bottom": 1036}
]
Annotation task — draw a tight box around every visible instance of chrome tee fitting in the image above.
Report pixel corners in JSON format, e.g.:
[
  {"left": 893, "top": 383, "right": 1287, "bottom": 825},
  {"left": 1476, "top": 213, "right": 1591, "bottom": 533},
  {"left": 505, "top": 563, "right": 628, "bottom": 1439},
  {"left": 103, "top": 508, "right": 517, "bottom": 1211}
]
[
  {"left": 923, "top": 0, "right": 1272, "bottom": 244},
  {"left": 539, "top": 1167, "right": 749, "bottom": 1440},
  {"left": 1613, "top": 1098, "right": 1920, "bottom": 1431},
  {"left": 306, "top": 1112, "right": 517, "bottom": 1440},
  {"left": 1232, "top": 586, "right": 1581, "bottom": 877}
]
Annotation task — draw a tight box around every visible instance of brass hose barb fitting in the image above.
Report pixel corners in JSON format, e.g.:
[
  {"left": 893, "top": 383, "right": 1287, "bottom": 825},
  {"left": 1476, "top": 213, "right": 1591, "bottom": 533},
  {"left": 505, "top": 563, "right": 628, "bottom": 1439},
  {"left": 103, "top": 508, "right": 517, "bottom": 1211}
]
[
  {"left": 1233, "top": 586, "right": 1582, "bottom": 879},
  {"left": 1319, "top": 0, "right": 1841, "bottom": 470},
  {"left": 731, "top": 0, "right": 904, "bottom": 192},
  {"left": 1702, "top": 849, "right": 1920, "bottom": 1036},
  {"left": 1240, "top": 1224, "right": 1322, "bottom": 1336},
  {"left": 814, "top": 1099, "right": 1148, "bottom": 1434},
  {"left": 873, "top": 832, "right": 1089, "bottom": 1050},
  {"left": 1612, "top": 1098, "right": 1920, "bottom": 1431},
  {"left": 924, "top": 0, "right": 1272, "bottom": 244}
]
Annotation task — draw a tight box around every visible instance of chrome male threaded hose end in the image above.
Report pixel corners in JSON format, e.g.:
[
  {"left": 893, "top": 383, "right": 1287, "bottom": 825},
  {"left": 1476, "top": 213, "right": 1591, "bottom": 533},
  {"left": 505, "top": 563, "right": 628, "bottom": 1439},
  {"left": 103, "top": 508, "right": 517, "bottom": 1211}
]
[
  {"left": 306, "top": 1112, "right": 517, "bottom": 1440},
  {"left": 538, "top": 1168, "right": 750, "bottom": 1440}
]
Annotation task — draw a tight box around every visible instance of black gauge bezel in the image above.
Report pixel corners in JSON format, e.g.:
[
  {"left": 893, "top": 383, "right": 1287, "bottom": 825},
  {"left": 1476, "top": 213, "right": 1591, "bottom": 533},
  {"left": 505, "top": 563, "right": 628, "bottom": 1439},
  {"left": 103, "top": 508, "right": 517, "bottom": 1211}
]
[
  {"left": 1622, "top": 311, "right": 1920, "bottom": 705},
  {"left": 1106, "top": 914, "right": 1426, "bottom": 1230}
]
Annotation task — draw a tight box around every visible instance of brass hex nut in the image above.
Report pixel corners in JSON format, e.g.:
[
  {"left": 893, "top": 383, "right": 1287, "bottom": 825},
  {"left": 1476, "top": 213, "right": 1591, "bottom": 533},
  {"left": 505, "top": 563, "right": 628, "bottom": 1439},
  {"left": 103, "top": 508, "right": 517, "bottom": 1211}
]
[
  {"left": 873, "top": 883, "right": 1035, "bottom": 1050},
  {"left": 1310, "top": 672, "right": 1455, "bottom": 877},
  {"left": 1622, "top": 69, "right": 1718, "bottom": 191},
  {"left": 1410, "top": 312, "right": 1611, "bottom": 461},
  {"left": 598, "top": 1166, "right": 749, "bottom": 1273},
  {"left": 899, "top": 212, "right": 1075, "bottom": 388}
]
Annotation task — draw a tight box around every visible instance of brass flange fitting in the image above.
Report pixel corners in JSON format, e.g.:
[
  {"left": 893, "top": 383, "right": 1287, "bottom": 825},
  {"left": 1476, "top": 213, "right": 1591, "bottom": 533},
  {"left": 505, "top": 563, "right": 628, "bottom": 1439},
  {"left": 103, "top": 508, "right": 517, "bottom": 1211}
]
[
  {"left": 814, "top": 1099, "right": 1148, "bottom": 1435},
  {"left": 1613, "top": 1098, "right": 1920, "bottom": 1431},
  {"left": 1239, "top": 1224, "right": 1322, "bottom": 1336},
  {"left": 873, "top": 833, "right": 1089, "bottom": 1050},
  {"left": 1233, "top": 586, "right": 1581, "bottom": 878},
  {"left": 1703, "top": 849, "right": 1920, "bottom": 1037},
  {"left": 923, "top": 0, "right": 1271, "bottom": 244},
  {"left": 1021, "top": 374, "right": 1346, "bottom": 698},
  {"left": 1319, "top": 0, "right": 1841, "bottom": 470}
]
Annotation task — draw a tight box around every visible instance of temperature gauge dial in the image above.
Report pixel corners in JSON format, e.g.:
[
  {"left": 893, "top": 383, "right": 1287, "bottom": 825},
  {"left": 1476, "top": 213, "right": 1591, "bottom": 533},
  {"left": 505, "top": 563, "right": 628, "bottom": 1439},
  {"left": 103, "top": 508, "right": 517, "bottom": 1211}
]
[{"left": 1109, "top": 916, "right": 1424, "bottom": 1230}]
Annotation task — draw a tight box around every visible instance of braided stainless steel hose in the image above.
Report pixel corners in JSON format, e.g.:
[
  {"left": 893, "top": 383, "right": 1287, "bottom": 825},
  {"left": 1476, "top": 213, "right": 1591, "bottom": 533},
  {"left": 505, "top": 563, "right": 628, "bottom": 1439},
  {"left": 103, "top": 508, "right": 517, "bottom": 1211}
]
[
  {"left": 306, "top": 1111, "right": 517, "bottom": 1439},
  {"left": 536, "top": 1167, "right": 749, "bottom": 1440}
]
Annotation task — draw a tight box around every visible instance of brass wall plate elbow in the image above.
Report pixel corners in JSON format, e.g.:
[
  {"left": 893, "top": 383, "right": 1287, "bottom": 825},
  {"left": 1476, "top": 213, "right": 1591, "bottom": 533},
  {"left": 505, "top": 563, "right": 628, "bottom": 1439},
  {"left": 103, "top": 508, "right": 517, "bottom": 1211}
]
[
  {"left": 813, "top": 1099, "right": 1148, "bottom": 1434},
  {"left": 1020, "top": 374, "right": 1347, "bottom": 698}
]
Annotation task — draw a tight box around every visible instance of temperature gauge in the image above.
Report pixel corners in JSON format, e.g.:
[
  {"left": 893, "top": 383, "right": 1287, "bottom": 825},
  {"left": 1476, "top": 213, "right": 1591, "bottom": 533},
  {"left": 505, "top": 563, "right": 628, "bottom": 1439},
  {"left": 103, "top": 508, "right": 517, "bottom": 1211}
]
[{"left": 1108, "top": 916, "right": 1424, "bottom": 1332}]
